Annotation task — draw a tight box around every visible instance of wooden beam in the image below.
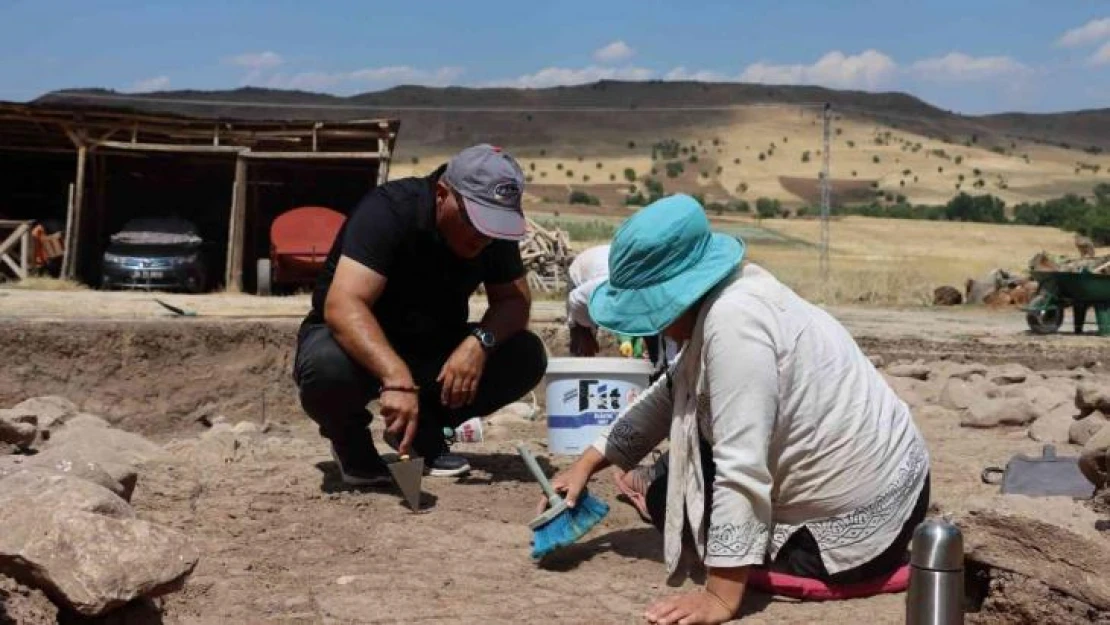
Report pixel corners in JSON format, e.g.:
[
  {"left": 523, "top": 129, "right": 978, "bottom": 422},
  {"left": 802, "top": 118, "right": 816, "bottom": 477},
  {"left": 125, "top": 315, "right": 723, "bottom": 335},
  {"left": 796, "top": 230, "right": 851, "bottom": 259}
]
[
  {"left": 225, "top": 157, "right": 248, "bottom": 292},
  {"left": 0, "top": 223, "right": 30, "bottom": 280},
  {"left": 240, "top": 150, "right": 382, "bottom": 160},
  {"left": 98, "top": 140, "right": 246, "bottom": 155}
]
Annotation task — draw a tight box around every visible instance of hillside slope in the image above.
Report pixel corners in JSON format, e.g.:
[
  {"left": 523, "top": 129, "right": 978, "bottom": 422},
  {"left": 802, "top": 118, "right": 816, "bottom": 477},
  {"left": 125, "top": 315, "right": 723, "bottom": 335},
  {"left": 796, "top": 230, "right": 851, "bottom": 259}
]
[{"left": 33, "top": 81, "right": 1110, "bottom": 206}]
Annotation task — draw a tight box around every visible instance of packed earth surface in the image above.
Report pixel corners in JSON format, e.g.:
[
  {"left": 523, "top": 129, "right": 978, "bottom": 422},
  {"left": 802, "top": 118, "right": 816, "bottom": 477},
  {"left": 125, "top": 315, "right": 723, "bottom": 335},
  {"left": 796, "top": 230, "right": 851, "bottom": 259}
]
[{"left": 2, "top": 290, "right": 1109, "bottom": 624}]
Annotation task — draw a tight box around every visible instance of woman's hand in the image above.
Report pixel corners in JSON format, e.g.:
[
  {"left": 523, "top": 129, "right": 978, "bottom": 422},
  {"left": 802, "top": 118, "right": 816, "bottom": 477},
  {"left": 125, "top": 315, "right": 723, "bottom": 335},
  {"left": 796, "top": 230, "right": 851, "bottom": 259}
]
[
  {"left": 643, "top": 590, "right": 734, "bottom": 625},
  {"left": 535, "top": 448, "right": 610, "bottom": 513}
]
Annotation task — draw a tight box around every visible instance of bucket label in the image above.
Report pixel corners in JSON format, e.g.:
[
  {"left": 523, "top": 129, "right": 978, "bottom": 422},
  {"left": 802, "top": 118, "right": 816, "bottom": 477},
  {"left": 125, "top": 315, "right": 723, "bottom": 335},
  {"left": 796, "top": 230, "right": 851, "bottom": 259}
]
[{"left": 548, "top": 378, "right": 642, "bottom": 430}]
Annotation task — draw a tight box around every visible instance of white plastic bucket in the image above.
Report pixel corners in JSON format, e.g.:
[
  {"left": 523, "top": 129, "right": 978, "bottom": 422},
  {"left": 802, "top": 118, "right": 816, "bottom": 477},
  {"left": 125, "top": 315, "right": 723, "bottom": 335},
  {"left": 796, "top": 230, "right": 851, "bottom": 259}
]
[{"left": 544, "top": 357, "right": 654, "bottom": 455}]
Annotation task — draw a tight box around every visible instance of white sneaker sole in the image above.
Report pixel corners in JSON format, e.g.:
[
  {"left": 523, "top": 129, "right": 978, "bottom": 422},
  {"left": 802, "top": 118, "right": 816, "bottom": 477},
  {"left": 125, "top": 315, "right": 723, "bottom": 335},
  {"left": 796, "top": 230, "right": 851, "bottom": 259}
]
[{"left": 427, "top": 463, "right": 471, "bottom": 478}]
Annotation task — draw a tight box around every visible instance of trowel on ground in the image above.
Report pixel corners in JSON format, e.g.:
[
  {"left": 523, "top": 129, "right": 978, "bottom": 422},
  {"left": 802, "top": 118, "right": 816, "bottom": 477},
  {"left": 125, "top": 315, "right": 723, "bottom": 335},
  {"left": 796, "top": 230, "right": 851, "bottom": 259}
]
[{"left": 387, "top": 454, "right": 424, "bottom": 512}]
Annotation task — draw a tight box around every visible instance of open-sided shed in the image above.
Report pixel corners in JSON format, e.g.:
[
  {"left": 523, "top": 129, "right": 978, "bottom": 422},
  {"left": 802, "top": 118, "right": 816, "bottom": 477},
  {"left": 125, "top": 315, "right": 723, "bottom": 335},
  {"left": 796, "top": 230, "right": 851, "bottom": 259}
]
[{"left": 0, "top": 101, "right": 399, "bottom": 291}]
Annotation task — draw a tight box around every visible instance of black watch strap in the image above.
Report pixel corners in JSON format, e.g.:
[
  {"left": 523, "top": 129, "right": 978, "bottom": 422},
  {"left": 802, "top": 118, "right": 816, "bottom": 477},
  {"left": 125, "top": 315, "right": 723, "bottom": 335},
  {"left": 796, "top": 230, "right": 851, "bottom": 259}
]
[{"left": 471, "top": 326, "right": 496, "bottom": 350}]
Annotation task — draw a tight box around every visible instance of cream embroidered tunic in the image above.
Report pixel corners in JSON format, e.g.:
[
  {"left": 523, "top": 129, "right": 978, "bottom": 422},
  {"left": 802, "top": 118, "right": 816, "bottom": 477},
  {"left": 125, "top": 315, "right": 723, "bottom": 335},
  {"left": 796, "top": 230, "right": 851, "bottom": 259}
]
[{"left": 591, "top": 263, "right": 929, "bottom": 582}]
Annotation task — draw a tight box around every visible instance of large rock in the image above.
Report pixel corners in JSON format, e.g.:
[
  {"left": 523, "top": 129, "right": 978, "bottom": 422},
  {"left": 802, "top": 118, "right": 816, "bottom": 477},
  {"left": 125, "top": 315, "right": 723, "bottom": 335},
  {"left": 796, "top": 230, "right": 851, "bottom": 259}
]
[
  {"left": 0, "top": 574, "right": 58, "bottom": 625},
  {"left": 8, "top": 396, "right": 79, "bottom": 432},
  {"left": 1070, "top": 412, "right": 1109, "bottom": 446},
  {"left": 989, "top": 363, "right": 1032, "bottom": 385},
  {"left": 0, "top": 409, "right": 37, "bottom": 449},
  {"left": 1085, "top": 422, "right": 1110, "bottom": 453},
  {"left": 933, "top": 285, "right": 963, "bottom": 306},
  {"left": 887, "top": 363, "right": 931, "bottom": 380},
  {"left": 939, "top": 378, "right": 977, "bottom": 411},
  {"left": 1029, "top": 404, "right": 1078, "bottom": 444},
  {"left": 25, "top": 444, "right": 138, "bottom": 500},
  {"left": 0, "top": 469, "right": 133, "bottom": 519},
  {"left": 1076, "top": 382, "right": 1110, "bottom": 418},
  {"left": 956, "top": 497, "right": 1110, "bottom": 612},
  {"left": 0, "top": 504, "right": 198, "bottom": 616},
  {"left": 45, "top": 423, "right": 165, "bottom": 468},
  {"left": 961, "top": 397, "right": 1042, "bottom": 428},
  {"left": 941, "top": 362, "right": 988, "bottom": 381}
]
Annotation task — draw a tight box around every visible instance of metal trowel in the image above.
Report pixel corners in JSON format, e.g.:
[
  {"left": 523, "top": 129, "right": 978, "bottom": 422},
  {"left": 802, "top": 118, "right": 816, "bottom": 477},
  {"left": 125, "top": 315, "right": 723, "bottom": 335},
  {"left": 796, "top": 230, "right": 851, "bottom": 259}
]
[{"left": 387, "top": 454, "right": 424, "bottom": 512}]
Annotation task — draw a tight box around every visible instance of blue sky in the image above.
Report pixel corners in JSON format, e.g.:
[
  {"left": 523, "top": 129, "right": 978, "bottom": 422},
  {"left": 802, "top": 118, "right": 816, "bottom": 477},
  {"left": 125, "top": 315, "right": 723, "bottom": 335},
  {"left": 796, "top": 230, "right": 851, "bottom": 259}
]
[{"left": 1, "top": 0, "right": 1108, "bottom": 114}]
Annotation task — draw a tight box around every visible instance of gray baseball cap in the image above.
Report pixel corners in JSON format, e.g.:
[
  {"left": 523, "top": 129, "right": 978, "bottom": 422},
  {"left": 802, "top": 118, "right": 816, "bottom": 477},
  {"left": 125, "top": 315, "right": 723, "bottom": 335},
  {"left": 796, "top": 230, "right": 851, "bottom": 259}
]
[{"left": 443, "top": 144, "right": 527, "bottom": 241}]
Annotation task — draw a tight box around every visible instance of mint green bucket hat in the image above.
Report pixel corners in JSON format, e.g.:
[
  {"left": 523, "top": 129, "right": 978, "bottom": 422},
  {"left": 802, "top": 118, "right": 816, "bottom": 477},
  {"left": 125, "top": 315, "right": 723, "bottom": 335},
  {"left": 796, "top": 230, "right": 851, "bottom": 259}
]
[{"left": 587, "top": 194, "right": 745, "bottom": 336}]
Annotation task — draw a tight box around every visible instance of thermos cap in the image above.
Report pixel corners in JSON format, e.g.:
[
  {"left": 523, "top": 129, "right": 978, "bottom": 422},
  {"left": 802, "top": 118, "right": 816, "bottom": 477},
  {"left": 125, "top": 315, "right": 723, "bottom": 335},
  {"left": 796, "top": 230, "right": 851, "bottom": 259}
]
[{"left": 910, "top": 519, "right": 964, "bottom": 571}]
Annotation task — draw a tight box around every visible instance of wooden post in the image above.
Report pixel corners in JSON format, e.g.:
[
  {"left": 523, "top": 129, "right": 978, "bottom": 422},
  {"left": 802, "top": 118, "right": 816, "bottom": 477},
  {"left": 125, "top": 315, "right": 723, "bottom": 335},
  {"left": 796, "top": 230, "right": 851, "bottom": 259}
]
[
  {"left": 225, "top": 157, "right": 248, "bottom": 292},
  {"left": 64, "top": 146, "right": 87, "bottom": 280},
  {"left": 19, "top": 226, "right": 30, "bottom": 279},
  {"left": 61, "top": 183, "right": 75, "bottom": 280},
  {"left": 376, "top": 137, "right": 391, "bottom": 186}
]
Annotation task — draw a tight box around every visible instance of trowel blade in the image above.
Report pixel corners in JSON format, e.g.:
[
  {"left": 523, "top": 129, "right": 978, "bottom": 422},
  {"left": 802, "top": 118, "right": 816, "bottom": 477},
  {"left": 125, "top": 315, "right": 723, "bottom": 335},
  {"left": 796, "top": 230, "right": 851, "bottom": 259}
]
[{"left": 387, "top": 457, "right": 424, "bottom": 512}]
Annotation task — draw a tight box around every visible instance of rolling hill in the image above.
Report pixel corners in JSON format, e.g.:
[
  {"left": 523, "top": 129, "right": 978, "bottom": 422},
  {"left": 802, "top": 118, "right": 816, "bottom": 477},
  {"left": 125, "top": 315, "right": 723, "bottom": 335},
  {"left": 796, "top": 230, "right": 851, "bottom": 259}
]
[{"left": 33, "top": 81, "right": 1110, "bottom": 207}]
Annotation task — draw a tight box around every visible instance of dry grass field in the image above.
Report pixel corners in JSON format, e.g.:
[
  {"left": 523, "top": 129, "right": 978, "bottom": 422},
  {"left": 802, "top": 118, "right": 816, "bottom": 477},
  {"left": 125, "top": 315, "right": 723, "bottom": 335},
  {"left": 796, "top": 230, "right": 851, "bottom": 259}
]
[
  {"left": 526, "top": 209, "right": 1080, "bottom": 307},
  {"left": 388, "top": 106, "right": 1110, "bottom": 210}
]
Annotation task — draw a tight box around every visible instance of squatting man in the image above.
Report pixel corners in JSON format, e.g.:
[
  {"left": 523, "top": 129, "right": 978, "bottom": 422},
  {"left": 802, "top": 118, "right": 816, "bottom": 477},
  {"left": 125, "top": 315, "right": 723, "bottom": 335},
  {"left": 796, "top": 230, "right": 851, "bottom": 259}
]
[{"left": 293, "top": 144, "right": 547, "bottom": 484}]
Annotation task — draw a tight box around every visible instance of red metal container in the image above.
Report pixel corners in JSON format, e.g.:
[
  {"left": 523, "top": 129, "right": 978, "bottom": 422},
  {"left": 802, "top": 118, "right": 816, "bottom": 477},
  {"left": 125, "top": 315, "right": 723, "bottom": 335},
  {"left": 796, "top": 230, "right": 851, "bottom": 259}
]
[{"left": 257, "top": 206, "right": 344, "bottom": 295}]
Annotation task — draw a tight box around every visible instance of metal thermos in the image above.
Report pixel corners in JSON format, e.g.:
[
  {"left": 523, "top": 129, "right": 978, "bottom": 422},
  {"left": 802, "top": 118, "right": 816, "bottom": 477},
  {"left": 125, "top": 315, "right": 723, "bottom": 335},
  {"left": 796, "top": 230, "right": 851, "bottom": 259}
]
[{"left": 906, "top": 518, "right": 964, "bottom": 625}]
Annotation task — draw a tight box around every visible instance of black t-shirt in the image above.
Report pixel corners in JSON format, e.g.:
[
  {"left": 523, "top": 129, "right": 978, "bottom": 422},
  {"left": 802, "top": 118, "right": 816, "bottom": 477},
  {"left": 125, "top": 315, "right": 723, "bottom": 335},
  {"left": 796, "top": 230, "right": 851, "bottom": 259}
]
[{"left": 305, "top": 165, "right": 525, "bottom": 353}]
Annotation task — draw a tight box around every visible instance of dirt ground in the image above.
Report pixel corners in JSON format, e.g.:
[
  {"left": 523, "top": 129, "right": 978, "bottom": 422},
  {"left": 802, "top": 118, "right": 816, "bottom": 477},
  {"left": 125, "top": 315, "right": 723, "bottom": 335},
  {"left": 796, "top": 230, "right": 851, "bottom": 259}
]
[{"left": 3, "top": 290, "right": 1110, "bottom": 624}]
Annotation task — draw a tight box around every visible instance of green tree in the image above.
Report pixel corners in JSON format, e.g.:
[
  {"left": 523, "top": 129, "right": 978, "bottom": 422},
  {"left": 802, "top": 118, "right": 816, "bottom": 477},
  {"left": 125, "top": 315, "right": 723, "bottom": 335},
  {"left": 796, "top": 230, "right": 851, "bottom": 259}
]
[
  {"left": 568, "top": 190, "right": 600, "bottom": 206},
  {"left": 755, "top": 197, "right": 781, "bottom": 219},
  {"left": 623, "top": 168, "right": 637, "bottom": 182}
]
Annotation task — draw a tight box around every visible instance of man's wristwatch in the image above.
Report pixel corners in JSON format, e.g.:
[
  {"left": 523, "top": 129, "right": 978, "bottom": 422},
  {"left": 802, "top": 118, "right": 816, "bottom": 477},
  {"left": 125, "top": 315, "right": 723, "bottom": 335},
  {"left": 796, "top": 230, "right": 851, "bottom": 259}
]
[{"left": 470, "top": 326, "right": 496, "bottom": 351}]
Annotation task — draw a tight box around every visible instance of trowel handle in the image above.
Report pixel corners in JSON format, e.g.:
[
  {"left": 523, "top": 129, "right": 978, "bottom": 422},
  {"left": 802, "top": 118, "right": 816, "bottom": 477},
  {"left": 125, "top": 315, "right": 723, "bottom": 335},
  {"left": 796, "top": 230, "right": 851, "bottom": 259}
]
[{"left": 516, "top": 443, "right": 560, "bottom": 502}]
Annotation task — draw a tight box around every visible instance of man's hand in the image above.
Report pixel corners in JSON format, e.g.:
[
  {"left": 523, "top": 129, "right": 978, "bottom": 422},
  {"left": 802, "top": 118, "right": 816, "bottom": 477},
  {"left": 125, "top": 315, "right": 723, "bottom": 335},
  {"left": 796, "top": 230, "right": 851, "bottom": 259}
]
[
  {"left": 643, "top": 591, "right": 734, "bottom": 625},
  {"left": 380, "top": 388, "right": 419, "bottom": 456},
  {"left": 569, "top": 324, "right": 600, "bottom": 357},
  {"left": 437, "top": 336, "right": 488, "bottom": 409}
]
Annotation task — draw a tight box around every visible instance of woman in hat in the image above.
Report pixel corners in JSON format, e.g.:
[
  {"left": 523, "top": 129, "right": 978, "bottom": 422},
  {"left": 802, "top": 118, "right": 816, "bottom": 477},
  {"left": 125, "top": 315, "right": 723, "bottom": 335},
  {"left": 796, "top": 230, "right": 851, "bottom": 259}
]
[{"left": 543, "top": 194, "right": 930, "bottom": 624}]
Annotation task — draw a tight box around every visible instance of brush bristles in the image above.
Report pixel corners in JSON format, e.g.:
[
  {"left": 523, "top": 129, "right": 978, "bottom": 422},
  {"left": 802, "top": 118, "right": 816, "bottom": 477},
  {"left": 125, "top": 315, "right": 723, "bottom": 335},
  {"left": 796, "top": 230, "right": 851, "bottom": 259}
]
[{"left": 530, "top": 492, "right": 610, "bottom": 560}]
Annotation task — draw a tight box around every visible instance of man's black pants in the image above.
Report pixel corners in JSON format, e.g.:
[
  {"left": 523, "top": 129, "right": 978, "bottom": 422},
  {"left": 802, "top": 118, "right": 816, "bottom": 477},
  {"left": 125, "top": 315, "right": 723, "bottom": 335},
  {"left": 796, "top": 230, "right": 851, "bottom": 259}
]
[
  {"left": 644, "top": 440, "right": 930, "bottom": 584},
  {"left": 293, "top": 322, "right": 547, "bottom": 462}
]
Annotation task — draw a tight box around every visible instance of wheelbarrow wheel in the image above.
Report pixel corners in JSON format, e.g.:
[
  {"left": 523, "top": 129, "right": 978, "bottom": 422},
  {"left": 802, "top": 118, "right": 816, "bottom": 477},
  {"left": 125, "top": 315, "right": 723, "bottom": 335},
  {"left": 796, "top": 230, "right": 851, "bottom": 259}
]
[
  {"left": 257, "top": 258, "right": 272, "bottom": 296},
  {"left": 1027, "top": 307, "right": 1063, "bottom": 334}
]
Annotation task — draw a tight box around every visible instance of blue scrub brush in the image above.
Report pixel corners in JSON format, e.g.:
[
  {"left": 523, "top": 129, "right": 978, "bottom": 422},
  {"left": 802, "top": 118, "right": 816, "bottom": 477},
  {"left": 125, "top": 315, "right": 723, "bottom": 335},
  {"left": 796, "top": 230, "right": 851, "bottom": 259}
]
[{"left": 516, "top": 443, "right": 610, "bottom": 560}]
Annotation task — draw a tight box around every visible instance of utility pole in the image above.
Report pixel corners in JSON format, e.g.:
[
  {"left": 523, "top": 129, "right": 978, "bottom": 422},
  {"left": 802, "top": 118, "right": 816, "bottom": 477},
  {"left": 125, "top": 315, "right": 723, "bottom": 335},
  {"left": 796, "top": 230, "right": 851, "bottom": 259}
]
[{"left": 820, "top": 103, "right": 832, "bottom": 282}]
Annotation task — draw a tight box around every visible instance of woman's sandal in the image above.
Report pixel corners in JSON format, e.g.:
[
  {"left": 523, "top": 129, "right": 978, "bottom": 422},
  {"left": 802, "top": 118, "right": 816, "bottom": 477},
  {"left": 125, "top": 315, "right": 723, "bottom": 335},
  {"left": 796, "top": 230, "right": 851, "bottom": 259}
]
[{"left": 612, "top": 450, "right": 665, "bottom": 524}]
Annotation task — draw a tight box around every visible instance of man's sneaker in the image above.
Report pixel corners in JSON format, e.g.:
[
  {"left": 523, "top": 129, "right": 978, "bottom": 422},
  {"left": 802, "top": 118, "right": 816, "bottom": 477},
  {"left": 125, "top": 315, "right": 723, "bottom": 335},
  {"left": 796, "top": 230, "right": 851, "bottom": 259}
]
[
  {"left": 426, "top": 453, "right": 471, "bottom": 478},
  {"left": 382, "top": 431, "right": 471, "bottom": 477},
  {"left": 329, "top": 445, "right": 392, "bottom": 487}
]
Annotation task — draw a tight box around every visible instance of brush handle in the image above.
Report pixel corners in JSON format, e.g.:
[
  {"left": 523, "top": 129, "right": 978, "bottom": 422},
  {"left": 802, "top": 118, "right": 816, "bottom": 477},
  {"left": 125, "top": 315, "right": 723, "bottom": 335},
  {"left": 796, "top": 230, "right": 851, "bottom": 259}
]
[{"left": 516, "top": 444, "right": 560, "bottom": 501}]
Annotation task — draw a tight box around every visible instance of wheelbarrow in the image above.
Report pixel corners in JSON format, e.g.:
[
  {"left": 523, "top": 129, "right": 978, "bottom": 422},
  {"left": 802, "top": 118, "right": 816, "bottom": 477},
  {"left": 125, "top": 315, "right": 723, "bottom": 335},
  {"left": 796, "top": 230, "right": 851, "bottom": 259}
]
[{"left": 1025, "top": 269, "right": 1110, "bottom": 335}]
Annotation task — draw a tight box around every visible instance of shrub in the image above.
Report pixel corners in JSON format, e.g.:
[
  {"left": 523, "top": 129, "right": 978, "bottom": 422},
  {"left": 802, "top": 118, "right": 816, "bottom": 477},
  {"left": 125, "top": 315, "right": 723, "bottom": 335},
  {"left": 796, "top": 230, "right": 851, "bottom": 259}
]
[
  {"left": 665, "top": 161, "right": 685, "bottom": 178},
  {"left": 729, "top": 200, "right": 750, "bottom": 213},
  {"left": 644, "top": 178, "right": 665, "bottom": 196},
  {"left": 733, "top": 158, "right": 740, "bottom": 165},
  {"left": 801, "top": 151, "right": 811, "bottom": 163},
  {"left": 973, "top": 168, "right": 982, "bottom": 177},
  {"left": 852, "top": 170, "right": 858, "bottom": 177},
  {"left": 609, "top": 173, "right": 616, "bottom": 181},
  {"left": 568, "top": 190, "right": 600, "bottom": 206},
  {"left": 758, "top": 153, "right": 766, "bottom": 161},
  {"left": 954, "top": 156, "right": 963, "bottom": 165},
  {"left": 583, "top": 175, "right": 590, "bottom": 182},
  {"left": 689, "top": 154, "right": 699, "bottom": 163},
  {"left": 529, "top": 162, "right": 536, "bottom": 171},
  {"left": 623, "top": 168, "right": 636, "bottom": 182},
  {"left": 537, "top": 218, "right": 615, "bottom": 241},
  {"left": 628, "top": 141, "right": 636, "bottom": 149},
  {"left": 596, "top": 162, "right": 603, "bottom": 169},
  {"left": 411, "top": 156, "right": 419, "bottom": 164},
  {"left": 556, "top": 163, "right": 563, "bottom": 170},
  {"left": 847, "top": 140, "right": 856, "bottom": 148},
  {"left": 738, "top": 182, "right": 749, "bottom": 193},
  {"left": 873, "top": 155, "right": 881, "bottom": 164},
  {"left": 902, "top": 169, "right": 911, "bottom": 176},
  {"left": 755, "top": 197, "right": 781, "bottom": 219},
  {"left": 540, "top": 149, "right": 547, "bottom": 156},
  {"left": 566, "top": 170, "right": 574, "bottom": 178}
]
